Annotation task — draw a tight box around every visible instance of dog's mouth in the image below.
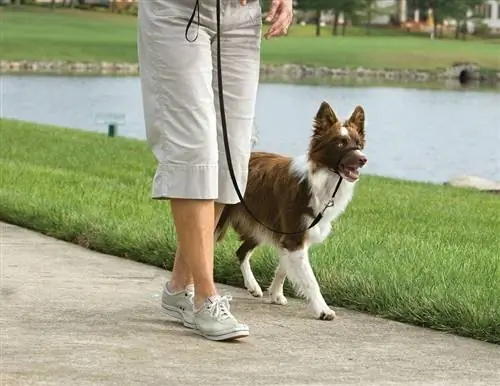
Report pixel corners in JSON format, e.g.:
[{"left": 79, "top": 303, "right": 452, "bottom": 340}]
[{"left": 339, "top": 165, "right": 361, "bottom": 182}]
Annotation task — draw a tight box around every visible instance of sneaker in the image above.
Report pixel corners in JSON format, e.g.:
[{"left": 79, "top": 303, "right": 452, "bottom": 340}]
[
  {"left": 193, "top": 294, "right": 249, "bottom": 341},
  {"left": 161, "top": 282, "right": 195, "bottom": 329}
]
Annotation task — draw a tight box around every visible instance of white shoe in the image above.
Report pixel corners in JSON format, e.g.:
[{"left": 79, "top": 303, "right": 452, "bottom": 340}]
[
  {"left": 193, "top": 295, "right": 249, "bottom": 341},
  {"left": 161, "top": 282, "right": 195, "bottom": 329}
]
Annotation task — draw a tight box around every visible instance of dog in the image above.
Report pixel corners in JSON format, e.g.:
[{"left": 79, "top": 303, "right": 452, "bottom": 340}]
[{"left": 215, "top": 101, "right": 368, "bottom": 320}]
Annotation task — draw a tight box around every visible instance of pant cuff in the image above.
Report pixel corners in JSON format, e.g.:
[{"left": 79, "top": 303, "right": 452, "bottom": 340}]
[
  {"left": 151, "top": 164, "right": 218, "bottom": 200},
  {"left": 217, "top": 167, "right": 248, "bottom": 204}
]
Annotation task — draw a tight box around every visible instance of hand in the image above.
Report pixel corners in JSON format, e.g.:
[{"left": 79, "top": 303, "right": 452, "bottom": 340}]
[{"left": 264, "top": 0, "right": 293, "bottom": 39}]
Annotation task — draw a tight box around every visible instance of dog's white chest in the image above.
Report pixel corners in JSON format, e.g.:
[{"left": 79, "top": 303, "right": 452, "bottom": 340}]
[
  {"left": 290, "top": 156, "right": 356, "bottom": 245},
  {"left": 306, "top": 170, "right": 355, "bottom": 245},
  {"left": 308, "top": 218, "right": 332, "bottom": 244}
]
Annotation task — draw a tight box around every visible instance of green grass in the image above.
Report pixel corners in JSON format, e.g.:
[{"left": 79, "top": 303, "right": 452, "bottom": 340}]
[
  {"left": 1, "top": 6, "right": 499, "bottom": 70},
  {"left": 1, "top": 118, "right": 499, "bottom": 344}
]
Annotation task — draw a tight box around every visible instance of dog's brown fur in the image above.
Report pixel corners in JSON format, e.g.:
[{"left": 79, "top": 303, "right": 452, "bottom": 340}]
[{"left": 215, "top": 101, "right": 367, "bottom": 320}]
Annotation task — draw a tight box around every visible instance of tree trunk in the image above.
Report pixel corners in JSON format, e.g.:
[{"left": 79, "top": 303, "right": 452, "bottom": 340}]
[
  {"left": 342, "top": 17, "right": 347, "bottom": 36},
  {"left": 461, "top": 19, "right": 467, "bottom": 41},
  {"left": 315, "top": 8, "right": 321, "bottom": 37},
  {"left": 50, "top": 0, "right": 56, "bottom": 10},
  {"left": 366, "top": 5, "right": 372, "bottom": 36},
  {"left": 432, "top": 9, "right": 438, "bottom": 39},
  {"left": 332, "top": 11, "right": 339, "bottom": 35}
]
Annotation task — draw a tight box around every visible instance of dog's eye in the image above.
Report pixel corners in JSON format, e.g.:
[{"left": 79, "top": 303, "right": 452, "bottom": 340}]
[{"left": 338, "top": 138, "right": 348, "bottom": 148}]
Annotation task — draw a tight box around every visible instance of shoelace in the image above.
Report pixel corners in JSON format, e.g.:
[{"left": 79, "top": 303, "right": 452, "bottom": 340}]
[
  {"left": 207, "top": 295, "right": 233, "bottom": 320},
  {"left": 185, "top": 0, "right": 200, "bottom": 43}
]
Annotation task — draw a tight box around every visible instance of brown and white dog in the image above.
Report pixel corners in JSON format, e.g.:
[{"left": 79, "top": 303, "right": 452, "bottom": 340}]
[{"left": 215, "top": 101, "right": 367, "bottom": 320}]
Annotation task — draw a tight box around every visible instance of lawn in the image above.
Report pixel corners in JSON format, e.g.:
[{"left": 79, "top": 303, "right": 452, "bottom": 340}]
[
  {"left": 1, "top": 6, "right": 499, "bottom": 70},
  {"left": 1, "top": 119, "right": 499, "bottom": 344}
]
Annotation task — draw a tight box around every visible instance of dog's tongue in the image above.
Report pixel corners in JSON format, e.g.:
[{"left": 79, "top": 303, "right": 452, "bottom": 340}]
[{"left": 345, "top": 167, "right": 359, "bottom": 181}]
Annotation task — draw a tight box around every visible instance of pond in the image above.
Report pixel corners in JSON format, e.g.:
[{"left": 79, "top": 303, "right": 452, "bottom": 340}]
[{"left": 1, "top": 74, "right": 499, "bottom": 183}]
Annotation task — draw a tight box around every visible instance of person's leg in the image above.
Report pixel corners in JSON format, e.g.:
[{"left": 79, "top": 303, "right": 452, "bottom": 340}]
[
  {"left": 168, "top": 201, "right": 225, "bottom": 293},
  {"left": 161, "top": 199, "right": 218, "bottom": 329},
  {"left": 170, "top": 198, "right": 217, "bottom": 306},
  {"left": 137, "top": 0, "right": 220, "bottom": 327},
  {"left": 185, "top": 0, "right": 262, "bottom": 340},
  {"left": 168, "top": 249, "right": 193, "bottom": 292}
]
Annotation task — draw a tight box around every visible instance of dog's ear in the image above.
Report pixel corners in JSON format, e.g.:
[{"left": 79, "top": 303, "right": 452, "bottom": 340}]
[
  {"left": 348, "top": 105, "right": 365, "bottom": 138},
  {"left": 314, "top": 101, "right": 339, "bottom": 134}
]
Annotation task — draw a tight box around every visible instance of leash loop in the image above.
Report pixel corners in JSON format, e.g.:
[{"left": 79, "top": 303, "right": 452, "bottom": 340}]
[{"left": 185, "top": 0, "right": 200, "bottom": 42}]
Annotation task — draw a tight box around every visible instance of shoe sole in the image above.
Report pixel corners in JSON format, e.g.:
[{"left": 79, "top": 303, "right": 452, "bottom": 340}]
[{"left": 194, "top": 328, "right": 250, "bottom": 342}]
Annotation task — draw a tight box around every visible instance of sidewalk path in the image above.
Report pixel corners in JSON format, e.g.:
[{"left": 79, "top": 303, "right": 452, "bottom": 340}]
[{"left": 1, "top": 222, "right": 499, "bottom": 386}]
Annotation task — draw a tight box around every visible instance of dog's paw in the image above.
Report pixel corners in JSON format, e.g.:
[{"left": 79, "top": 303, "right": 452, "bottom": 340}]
[
  {"left": 244, "top": 278, "right": 263, "bottom": 298},
  {"left": 317, "top": 308, "right": 336, "bottom": 321},
  {"left": 247, "top": 286, "right": 263, "bottom": 298},
  {"left": 270, "top": 293, "right": 288, "bottom": 306}
]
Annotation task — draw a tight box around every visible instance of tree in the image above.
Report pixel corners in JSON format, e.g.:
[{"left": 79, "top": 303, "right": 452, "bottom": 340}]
[
  {"left": 337, "top": 0, "right": 365, "bottom": 35},
  {"left": 364, "top": 0, "right": 375, "bottom": 35},
  {"left": 412, "top": 0, "right": 487, "bottom": 39},
  {"left": 359, "top": 0, "right": 396, "bottom": 35},
  {"left": 295, "top": 0, "right": 336, "bottom": 36},
  {"left": 444, "top": 0, "right": 487, "bottom": 40},
  {"left": 331, "top": 0, "right": 392, "bottom": 36}
]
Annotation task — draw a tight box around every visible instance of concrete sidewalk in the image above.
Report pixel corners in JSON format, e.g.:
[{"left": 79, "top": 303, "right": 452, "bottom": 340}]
[{"left": 1, "top": 222, "right": 499, "bottom": 386}]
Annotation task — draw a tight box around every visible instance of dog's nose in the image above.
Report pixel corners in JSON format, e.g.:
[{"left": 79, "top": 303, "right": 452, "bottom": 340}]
[{"left": 359, "top": 155, "right": 367, "bottom": 166}]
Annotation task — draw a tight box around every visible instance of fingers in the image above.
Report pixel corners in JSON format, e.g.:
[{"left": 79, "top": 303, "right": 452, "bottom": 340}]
[
  {"left": 264, "top": 11, "right": 293, "bottom": 39},
  {"left": 264, "top": 0, "right": 293, "bottom": 39},
  {"left": 243, "top": 0, "right": 289, "bottom": 38},
  {"left": 265, "top": 0, "right": 280, "bottom": 23}
]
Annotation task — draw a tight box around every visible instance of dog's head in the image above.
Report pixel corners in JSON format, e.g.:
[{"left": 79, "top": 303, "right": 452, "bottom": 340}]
[{"left": 308, "top": 101, "right": 367, "bottom": 183}]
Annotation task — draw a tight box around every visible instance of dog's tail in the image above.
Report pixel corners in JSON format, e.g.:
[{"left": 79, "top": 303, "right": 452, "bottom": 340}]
[{"left": 214, "top": 205, "right": 232, "bottom": 243}]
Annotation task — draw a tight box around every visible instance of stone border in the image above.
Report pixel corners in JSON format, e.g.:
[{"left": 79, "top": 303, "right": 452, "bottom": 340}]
[{"left": 1, "top": 60, "right": 499, "bottom": 85}]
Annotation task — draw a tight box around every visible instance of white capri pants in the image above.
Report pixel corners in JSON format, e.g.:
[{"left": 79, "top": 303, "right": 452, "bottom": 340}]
[{"left": 138, "top": 0, "right": 262, "bottom": 204}]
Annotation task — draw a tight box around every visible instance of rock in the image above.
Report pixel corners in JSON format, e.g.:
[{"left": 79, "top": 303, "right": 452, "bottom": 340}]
[
  {"left": 439, "top": 63, "right": 482, "bottom": 84},
  {"left": 0, "top": 60, "right": 497, "bottom": 86},
  {"left": 315, "top": 66, "right": 331, "bottom": 77},
  {"left": 446, "top": 175, "right": 500, "bottom": 194}
]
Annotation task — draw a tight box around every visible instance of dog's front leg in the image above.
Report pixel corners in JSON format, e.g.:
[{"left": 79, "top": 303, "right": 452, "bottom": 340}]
[{"left": 280, "top": 246, "right": 336, "bottom": 320}]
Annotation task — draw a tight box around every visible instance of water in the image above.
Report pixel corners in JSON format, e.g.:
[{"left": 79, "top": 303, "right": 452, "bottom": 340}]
[{"left": 1, "top": 75, "right": 499, "bottom": 183}]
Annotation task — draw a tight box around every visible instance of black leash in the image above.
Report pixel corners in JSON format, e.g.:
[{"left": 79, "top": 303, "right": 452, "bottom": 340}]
[{"left": 185, "top": 0, "right": 347, "bottom": 236}]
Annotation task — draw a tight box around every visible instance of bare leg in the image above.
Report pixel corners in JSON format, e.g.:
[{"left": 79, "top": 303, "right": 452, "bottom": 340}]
[
  {"left": 169, "top": 199, "right": 225, "bottom": 308},
  {"left": 214, "top": 203, "right": 225, "bottom": 231},
  {"left": 168, "top": 248, "right": 194, "bottom": 292}
]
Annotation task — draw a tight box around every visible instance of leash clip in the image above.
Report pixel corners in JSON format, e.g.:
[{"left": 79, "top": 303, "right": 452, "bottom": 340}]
[{"left": 326, "top": 199, "right": 335, "bottom": 208}]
